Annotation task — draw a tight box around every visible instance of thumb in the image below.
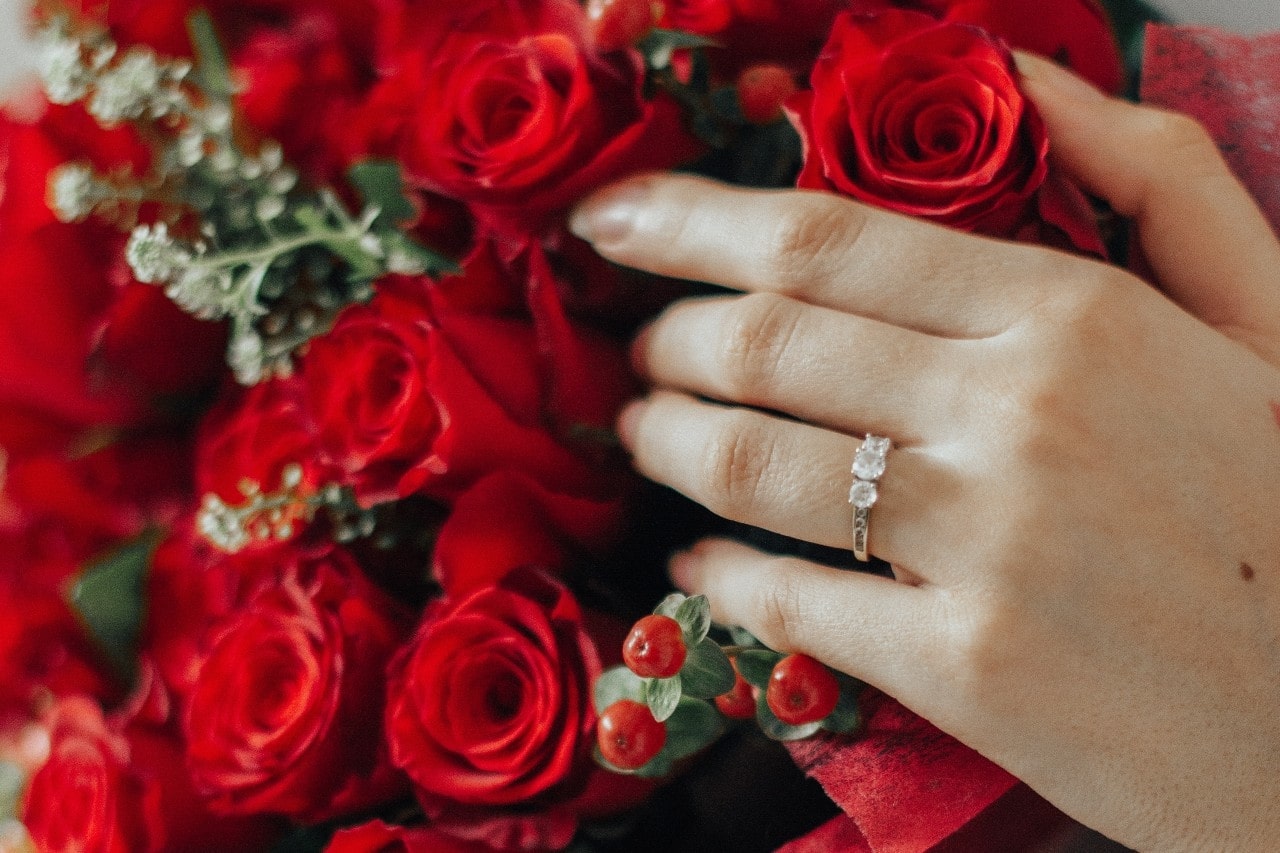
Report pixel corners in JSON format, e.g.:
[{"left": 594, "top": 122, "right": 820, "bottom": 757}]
[{"left": 1015, "top": 50, "right": 1280, "bottom": 348}]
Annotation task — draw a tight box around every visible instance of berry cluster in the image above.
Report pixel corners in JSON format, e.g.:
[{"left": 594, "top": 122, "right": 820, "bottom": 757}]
[{"left": 594, "top": 594, "right": 863, "bottom": 776}]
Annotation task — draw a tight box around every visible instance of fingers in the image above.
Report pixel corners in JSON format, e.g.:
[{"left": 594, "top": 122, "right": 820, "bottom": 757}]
[
  {"left": 569, "top": 172, "right": 1066, "bottom": 339},
  {"left": 669, "top": 538, "right": 938, "bottom": 702},
  {"left": 1016, "top": 51, "right": 1280, "bottom": 342},
  {"left": 636, "top": 293, "right": 963, "bottom": 443},
  {"left": 619, "top": 391, "right": 952, "bottom": 562}
]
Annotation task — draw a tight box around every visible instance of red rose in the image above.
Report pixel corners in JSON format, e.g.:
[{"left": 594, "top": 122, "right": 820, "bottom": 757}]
[
  {"left": 299, "top": 273, "right": 618, "bottom": 506},
  {"left": 432, "top": 471, "right": 625, "bottom": 599},
  {"left": 660, "top": 0, "right": 845, "bottom": 71},
  {"left": 195, "top": 376, "right": 330, "bottom": 508},
  {"left": 361, "top": 0, "right": 698, "bottom": 234},
  {"left": 183, "top": 544, "right": 410, "bottom": 820},
  {"left": 21, "top": 692, "right": 282, "bottom": 853},
  {"left": 850, "top": 0, "right": 1124, "bottom": 93},
  {"left": 386, "top": 570, "right": 644, "bottom": 849},
  {"left": 22, "top": 697, "right": 149, "bottom": 853},
  {"left": 231, "top": 10, "right": 368, "bottom": 183},
  {"left": 787, "top": 10, "right": 1049, "bottom": 234}
]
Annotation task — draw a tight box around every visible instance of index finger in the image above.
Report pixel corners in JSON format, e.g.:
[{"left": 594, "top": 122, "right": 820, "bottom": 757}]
[{"left": 568, "top": 174, "right": 1072, "bottom": 339}]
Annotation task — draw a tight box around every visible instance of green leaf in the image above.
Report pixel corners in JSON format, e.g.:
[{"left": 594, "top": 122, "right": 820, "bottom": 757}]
[
  {"left": 186, "top": 10, "right": 234, "bottom": 100},
  {"left": 69, "top": 529, "right": 163, "bottom": 682},
  {"left": 755, "top": 691, "right": 823, "bottom": 742},
  {"left": 727, "top": 625, "right": 760, "bottom": 648},
  {"left": 593, "top": 665, "right": 645, "bottom": 714},
  {"left": 735, "top": 648, "right": 782, "bottom": 690},
  {"left": 679, "top": 637, "right": 735, "bottom": 699},
  {"left": 653, "top": 592, "right": 687, "bottom": 620},
  {"left": 674, "top": 594, "right": 711, "bottom": 644},
  {"left": 348, "top": 160, "right": 417, "bottom": 227},
  {"left": 663, "top": 695, "right": 722, "bottom": 761},
  {"left": 821, "top": 685, "right": 862, "bottom": 735},
  {"left": 645, "top": 675, "right": 682, "bottom": 723}
]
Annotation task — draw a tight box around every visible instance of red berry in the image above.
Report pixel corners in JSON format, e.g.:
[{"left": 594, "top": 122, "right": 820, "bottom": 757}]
[
  {"left": 714, "top": 664, "right": 756, "bottom": 719},
  {"left": 586, "top": 0, "right": 655, "bottom": 52},
  {"left": 766, "top": 654, "right": 840, "bottom": 725},
  {"left": 736, "top": 64, "right": 799, "bottom": 124},
  {"left": 622, "top": 614, "right": 687, "bottom": 678},
  {"left": 598, "top": 699, "right": 667, "bottom": 770}
]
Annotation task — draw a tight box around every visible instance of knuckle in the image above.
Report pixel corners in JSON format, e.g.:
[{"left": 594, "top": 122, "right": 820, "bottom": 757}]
[
  {"left": 1147, "top": 108, "right": 1215, "bottom": 158},
  {"left": 751, "top": 564, "right": 807, "bottom": 652},
  {"left": 700, "top": 411, "right": 775, "bottom": 517},
  {"left": 768, "top": 196, "right": 864, "bottom": 291},
  {"left": 717, "top": 293, "right": 800, "bottom": 397}
]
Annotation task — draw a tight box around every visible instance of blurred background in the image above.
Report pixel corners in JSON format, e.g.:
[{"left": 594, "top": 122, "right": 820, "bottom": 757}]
[{"left": 0, "top": 0, "right": 36, "bottom": 94}]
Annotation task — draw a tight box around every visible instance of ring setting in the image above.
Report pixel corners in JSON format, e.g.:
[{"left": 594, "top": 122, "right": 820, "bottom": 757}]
[{"left": 849, "top": 435, "right": 891, "bottom": 562}]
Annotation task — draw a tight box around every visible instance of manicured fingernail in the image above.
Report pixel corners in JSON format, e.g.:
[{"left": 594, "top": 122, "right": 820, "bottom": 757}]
[
  {"left": 668, "top": 549, "right": 699, "bottom": 591},
  {"left": 616, "top": 398, "right": 648, "bottom": 448},
  {"left": 1012, "top": 50, "right": 1105, "bottom": 101},
  {"left": 569, "top": 181, "right": 650, "bottom": 244}
]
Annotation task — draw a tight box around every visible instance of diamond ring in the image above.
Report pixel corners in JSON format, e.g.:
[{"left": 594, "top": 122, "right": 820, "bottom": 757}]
[{"left": 849, "top": 435, "right": 891, "bottom": 562}]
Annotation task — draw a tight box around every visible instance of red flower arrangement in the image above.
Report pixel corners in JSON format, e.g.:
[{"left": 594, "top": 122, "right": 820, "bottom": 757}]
[{"left": 9, "top": 1, "right": 1269, "bottom": 851}]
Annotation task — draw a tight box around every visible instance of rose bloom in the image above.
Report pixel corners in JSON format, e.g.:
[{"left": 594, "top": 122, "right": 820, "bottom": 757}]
[
  {"left": 850, "top": 0, "right": 1124, "bottom": 93},
  {"left": 183, "top": 544, "right": 410, "bottom": 820},
  {"left": 358, "top": 0, "right": 697, "bottom": 234},
  {"left": 195, "top": 376, "right": 331, "bottom": 509},
  {"left": 299, "top": 271, "right": 627, "bottom": 507},
  {"left": 21, "top": 695, "right": 277, "bottom": 853},
  {"left": 386, "top": 569, "right": 645, "bottom": 849},
  {"left": 788, "top": 9, "right": 1049, "bottom": 234}
]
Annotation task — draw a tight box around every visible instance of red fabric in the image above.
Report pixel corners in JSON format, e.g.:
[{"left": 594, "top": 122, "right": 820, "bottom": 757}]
[
  {"left": 1140, "top": 25, "right": 1280, "bottom": 235},
  {"left": 783, "top": 692, "right": 1066, "bottom": 852}
]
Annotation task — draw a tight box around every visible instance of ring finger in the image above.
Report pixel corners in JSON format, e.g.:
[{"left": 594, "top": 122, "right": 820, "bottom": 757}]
[{"left": 619, "top": 390, "right": 959, "bottom": 569}]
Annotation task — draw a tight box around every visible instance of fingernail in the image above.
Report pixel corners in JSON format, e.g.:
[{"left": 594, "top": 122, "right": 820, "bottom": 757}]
[
  {"left": 616, "top": 398, "right": 648, "bottom": 448},
  {"left": 1012, "top": 50, "right": 1104, "bottom": 102},
  {"left": 668, "top": 548, "right": 700, "bottom": 591},
  {"left": 569, "top": 180, "right": 650, "bottom": 244}
]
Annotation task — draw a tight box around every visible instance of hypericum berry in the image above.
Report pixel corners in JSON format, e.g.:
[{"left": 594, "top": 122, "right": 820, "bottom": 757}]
[
  {"left": 736, "top": 64, "right": 799, "bottom": 124},
  {"left": 714, "top": 664, "right": 756, "bottom": 719},
  {"left": 598, "top": 699, "right": 667, "bottom": 770},
  {"left": 622, "top": 614, "right": 687, "bottom": 678},
  {"left": 766, "top": 654, "right": 840, "bottom": 725},
  {"left": 586, "top": 0, "right": 655, "bottom": 52}
]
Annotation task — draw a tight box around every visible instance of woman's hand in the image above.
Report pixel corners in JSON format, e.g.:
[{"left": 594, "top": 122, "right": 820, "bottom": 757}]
[{"left": 569, "top": 53, "right": 1280, "bottom": 852}]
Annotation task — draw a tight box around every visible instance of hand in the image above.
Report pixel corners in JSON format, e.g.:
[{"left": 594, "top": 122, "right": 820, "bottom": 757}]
[{"left": 569, "top": 53, "right": 1280, "bottom": 852}]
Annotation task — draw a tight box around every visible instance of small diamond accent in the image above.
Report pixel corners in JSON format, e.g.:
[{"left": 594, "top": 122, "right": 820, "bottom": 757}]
[
  {"left": 852, "top": 450, "right": 887, "bottom": 480},
  {"left": 849, "top": 480, "right": 878, "bottom": 509},
  {"left": 862, "top": 435, "right": 891, "bottom": 455}
]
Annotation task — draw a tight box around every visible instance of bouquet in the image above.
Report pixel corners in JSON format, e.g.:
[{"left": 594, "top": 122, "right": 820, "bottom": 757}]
[{"left": 3, "top": 0, "right": 1274, "bottom": 850}]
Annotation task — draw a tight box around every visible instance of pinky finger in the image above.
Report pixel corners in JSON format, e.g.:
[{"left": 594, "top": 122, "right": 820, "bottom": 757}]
[{"left": 670, "top": 538, "right": 940, "bottom": 710}]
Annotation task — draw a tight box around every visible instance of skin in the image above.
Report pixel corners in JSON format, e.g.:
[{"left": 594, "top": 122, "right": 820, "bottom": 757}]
[{"left": 568, "top": 52, "right": 1280, "bottom": 851}]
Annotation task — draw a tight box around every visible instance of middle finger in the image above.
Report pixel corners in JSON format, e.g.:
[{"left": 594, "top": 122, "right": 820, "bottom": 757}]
[{"left": 637, "top": 291, "right": 966, "bottom": 443}]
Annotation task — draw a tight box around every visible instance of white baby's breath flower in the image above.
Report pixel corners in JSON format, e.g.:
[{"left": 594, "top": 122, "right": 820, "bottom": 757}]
[
  {"left": 126, "top": 223, "right": 190, "bottom": 284},
  {"left": 47, "top": 163, "right": 102, "bottom": 223},
  {"left": 88, "top": 49, "right": 163, "bottom": 123},
  {"left": 36, "top": 33, "right": 91, "bottom": 105}
]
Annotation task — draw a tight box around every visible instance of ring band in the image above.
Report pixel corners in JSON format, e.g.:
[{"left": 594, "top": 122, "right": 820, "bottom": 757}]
[{"left": 849, "top": 435, "right": 891, "bottom": 561}]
